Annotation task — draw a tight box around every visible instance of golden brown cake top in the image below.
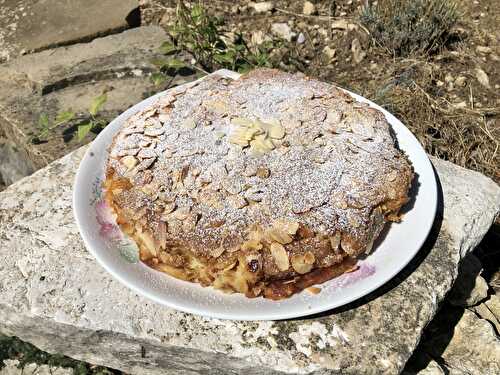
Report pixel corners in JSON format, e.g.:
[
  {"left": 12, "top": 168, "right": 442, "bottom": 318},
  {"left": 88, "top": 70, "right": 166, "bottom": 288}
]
[{"left": 106, "top": 69, "right": 413, "bottom": 259}]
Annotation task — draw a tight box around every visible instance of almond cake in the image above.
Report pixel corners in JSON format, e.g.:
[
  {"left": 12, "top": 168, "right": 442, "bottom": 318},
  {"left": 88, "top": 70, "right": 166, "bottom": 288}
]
[{"left": 104, "top": 69, "right": 414, "bottom": 300}]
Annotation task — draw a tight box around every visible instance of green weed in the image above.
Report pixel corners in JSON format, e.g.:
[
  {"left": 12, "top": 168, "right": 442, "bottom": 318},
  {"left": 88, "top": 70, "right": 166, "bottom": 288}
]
[
  {"left": 31, "top": 93, "right": 109, "bottom": 144},
  {"left": 168, "top": 1, "right": 278, "bottom": 73}
]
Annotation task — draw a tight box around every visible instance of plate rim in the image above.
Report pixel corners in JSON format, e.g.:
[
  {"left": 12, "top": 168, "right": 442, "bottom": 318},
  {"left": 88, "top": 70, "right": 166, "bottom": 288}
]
[{"left": 73, "top": 69, "right": 437, "bottom": 320}]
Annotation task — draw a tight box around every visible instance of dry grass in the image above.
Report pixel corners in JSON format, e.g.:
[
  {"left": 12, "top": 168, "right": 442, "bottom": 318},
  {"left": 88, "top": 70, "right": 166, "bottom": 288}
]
[
  {"left": 361, "top": 0, "right": 460, "bottom": 56},
  {"left": 366, "top": 60, "right": 499, "bottom": 180}
]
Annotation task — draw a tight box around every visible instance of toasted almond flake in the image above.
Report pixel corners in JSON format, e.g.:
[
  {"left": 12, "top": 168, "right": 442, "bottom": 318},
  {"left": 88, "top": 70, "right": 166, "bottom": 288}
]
[
  {"left": 163, "top": 202, "right": 177, "bottom": 214},
  {"left": 266, "top": 228, "right": 293, "bottom": 244},
  {"left": 205, "top": 100, "right": 229, "bottom": 113},
  {"left": 268, "top": 122, "right": 285, "bottom": 139},
  {"left": 241, "top": 239, "right": 263, "bottom": 251},
  {"left": 173, "top": 206, "right": 191, "bottom": 220},
  {"left": 138, "top": 148, "right": 156, "bottom": 159},
  {"left": 256, "top": 166, "right": 270, "bottom": 179},
  {"left": 181, "top": 118, "right": 197, "bottom": 129},
  {"left": 304, "top": 251, "right": 315, "bottom": 264},
  {"left": 306, "top": 286, "right": 321, "bottom": 295},
  {"left": 118, "top": 148, "right": 140, "bottom": 157},
  {"left": 137, "top": 157, "right": 156, "bottom": 171},
  {"left": 231, "top": 117, "right": 253, "bottom": 127},
  {"left": 228, "top": 195, "right": 248, "bottom": 209},
  {"left": 270, "top": 242, "right": 289, "bottom": 271},
  {"left": 144, "top": 127, "right": 165, "bottom": 137},
  {"left": 291, "top": 254, "right": 313, "bottom": 274},
  {"left": 121, "top": 155, "right": 138, "bottom": 170},
  {"left": 330, "top": 231, "right": 341, "bottom": 250}
]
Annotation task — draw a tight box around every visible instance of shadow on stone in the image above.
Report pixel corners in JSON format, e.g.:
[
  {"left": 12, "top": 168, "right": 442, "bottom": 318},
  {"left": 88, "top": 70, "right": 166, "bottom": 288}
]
[
  {"left": 126, "top": 7, "right": 142, "bottom": 28},
  {"left": 403, "top": 303, "right": 465, "bottom": 373},
  {"left": 292, "top": 163, "right": 443, "bottom": 320}
]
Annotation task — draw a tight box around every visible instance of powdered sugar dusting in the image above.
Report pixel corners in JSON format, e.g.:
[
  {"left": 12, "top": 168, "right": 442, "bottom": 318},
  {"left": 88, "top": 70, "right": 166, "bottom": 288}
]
[{"left": 106, "top": 69, "right": 413, "bottom": 259}]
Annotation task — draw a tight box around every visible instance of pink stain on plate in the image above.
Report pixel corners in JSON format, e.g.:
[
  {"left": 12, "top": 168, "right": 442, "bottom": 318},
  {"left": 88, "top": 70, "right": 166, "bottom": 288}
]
[
  {"left": 95, "top": 199, "right": 122, "bottom": 241},
  {"left": 328, "top": 262, "right": 376, "bottom": 290}
]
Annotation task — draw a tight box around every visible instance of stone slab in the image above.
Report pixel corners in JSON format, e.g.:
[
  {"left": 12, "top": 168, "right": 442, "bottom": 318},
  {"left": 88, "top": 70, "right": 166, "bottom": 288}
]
[
  {"left": 0, "top": 0, "right": 139, "bottom": 62},
  {"left": 0, "top": 360, "right": 73, "bottom": 375},
  {"left": 0, "top": 26, "right": 197, "bottom": 185},
  {"left": 0, "top": 151, "right": 499, "bottom": 374}
]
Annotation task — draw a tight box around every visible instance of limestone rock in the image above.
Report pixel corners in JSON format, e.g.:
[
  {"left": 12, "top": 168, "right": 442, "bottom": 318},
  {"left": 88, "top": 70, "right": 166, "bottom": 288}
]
[
  {"left": 402, "top": 351, "right": 445, "bottom": 375},
  {"left": 417, "top": 359, "right": 446, "bottom": 375},
  {"left": 0, "top": 149, "right": 498, "bottom": 374},
  {"left": 351, "top": 38, "right": 366, "bottom": 64},
  {"left": 439, "top": 310, "right": 500, "bottom": 375},
  {"left": 296, "top": 33, "right": 306, "bottom": 44},
  {"left": 0, "top": 0, "right": 139, "bottom": 62},
  {"left": 0, "top": 139, "right": 34, "bottom": 185},
  {"left": 303, "top": 1, "right": 317, "bottom": 15},
  {"left": 323, "top": 46, "right": 336, "bottom": 60},
  {"left": 271, "top": 23, "right": 295, "bottom": 41},
  {"left": 475, "top": 68, "right": 490, "bottom": 88},
  {"left": 250, "top": 2, "right": 275, "bottom": 13},
  {"left": 0, "top": 360, "right": 73, "bottom": 375},
  {"left": 0, "top": 26, "right": 196, "bottom": 186},
  {"left": 448, "top": 254, "right": 489, "bottom": 307},
  {"left": 472, "top": 294, "right": 500, "bottom": 333}
]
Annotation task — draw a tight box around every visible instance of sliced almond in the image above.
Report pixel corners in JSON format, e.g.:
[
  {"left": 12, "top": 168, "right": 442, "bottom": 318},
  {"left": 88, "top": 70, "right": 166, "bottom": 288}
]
[
  {"left": 277, "top": 220, "right": 299, "bottom": 236},
  {"left": 249, "top": 134, "right": 275, "bottom": 155},
  {"left": 138, "top": 148, "right": 156, "bottom": 159},
  {"left": 306, "top": 286, "right": 321, "bottom": 295},
  {"left": 144, "top": 127, "right": 165, "bottom": 137},
  {"left": 121, "top": 155, "right": 138, "bottom": 170},
  {"left": 205, "top": 100, "right": 229, "bottom": 114},
  {"left": 241, "top": 239, "right": 263, "bottom": 251},
  {"left": 227, "top": 195, "right": 248, "bottom": 209},
  {"left": 181, "top": 118, "right": 197, "bottom": 129},
  {"left": 256, "top": 166, "right": 270, "bottom": 179},
  {"left": 291, "top": 253, "right": 314, "bottom": 274},
  {"left": 118, "top": 148, "right": 140, "bottom": 157},
  {"left": 270, "top": 242, "right": 289, "bottom": 271},
  {"left": 266, "top": 228, "right": 293, "bottom": 245},
  {"left": 173, "top": 206, "right": 191, "bottom": 221},
  {"left": 330, "top": 231, "right": 341, "bottom": 250},
  {"left": 267, "top": 121, "right": 285, "bottom": 139},
  {"left": 231, "top": 117, "right": 253, "bottom": 127}
]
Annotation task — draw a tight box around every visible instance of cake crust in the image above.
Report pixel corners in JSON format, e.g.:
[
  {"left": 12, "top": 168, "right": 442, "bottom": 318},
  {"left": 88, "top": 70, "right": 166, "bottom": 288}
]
[{"left": 104, "top": 69, "right": 414, "bottom": 299}]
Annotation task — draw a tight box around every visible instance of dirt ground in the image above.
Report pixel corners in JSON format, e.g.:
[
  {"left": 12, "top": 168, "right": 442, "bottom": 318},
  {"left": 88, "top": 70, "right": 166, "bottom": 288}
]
[{"left": 142, "top": 0, "right": 499, "bottom": 181}]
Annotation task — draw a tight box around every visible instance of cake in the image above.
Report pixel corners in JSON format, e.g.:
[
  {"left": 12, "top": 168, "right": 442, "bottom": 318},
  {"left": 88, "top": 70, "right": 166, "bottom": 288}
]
[{"left": 104, "top": 69, "right": 414, "bottom": 299}]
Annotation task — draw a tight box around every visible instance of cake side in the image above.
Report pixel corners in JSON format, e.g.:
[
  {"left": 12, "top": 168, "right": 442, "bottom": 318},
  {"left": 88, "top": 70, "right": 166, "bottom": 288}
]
[{"left": 104, "top": 68, "right": 414, "bottom": 299}]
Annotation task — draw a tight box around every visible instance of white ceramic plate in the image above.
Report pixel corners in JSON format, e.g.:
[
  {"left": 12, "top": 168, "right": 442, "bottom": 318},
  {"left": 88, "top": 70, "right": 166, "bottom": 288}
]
[{"left": 73, "top": 69, "right": 437, "bottom": 320}]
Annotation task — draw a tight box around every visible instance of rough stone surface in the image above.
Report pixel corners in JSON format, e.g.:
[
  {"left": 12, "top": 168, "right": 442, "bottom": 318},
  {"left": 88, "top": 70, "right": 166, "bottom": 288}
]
[
  {"left": 401, "top": 351, "right": 446, "bottom": 375},
  {"left": 448, "top": 254, "right": 489, "bottom": 307},
  {"left": 472, "top": 294, "right": 500, "bottom": 333},
  {"left": 0, "top": 150, "right": 498, "bottom": 374},
  {"left": 0, "top": 0, "right": 139, "bottom": 62},
  {"left": 0, "top": 360, "right": 73, "bottom": 375},
  {"left": 0, "top": 26, "right": 197, "bottom": 185},
  {"left": 424, "top": 309, "right": 500, "bottom": 375},
  {"left": 0, "top": 138, "right": 34, "bottom": 185}
]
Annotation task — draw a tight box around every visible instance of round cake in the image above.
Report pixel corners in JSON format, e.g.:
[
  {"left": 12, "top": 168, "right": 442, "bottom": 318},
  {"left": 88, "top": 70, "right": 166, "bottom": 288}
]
[{"left": 104, "top": 69, "right": 413, "bottom": 299}]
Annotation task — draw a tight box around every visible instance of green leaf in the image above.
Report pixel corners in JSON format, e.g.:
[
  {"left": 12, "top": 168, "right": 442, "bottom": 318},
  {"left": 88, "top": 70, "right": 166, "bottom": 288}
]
[
  {"left": 89, "top": 94, "right": 107, "bottom": 116},
  {"left": 38, "top": 113, "right": 49, "bottom": 129},
  {"left": 151, "top": 57, "right": 169, "bottom": 68},
  {"left": 167, "top": 58, "right": 187, "bottom": 70},
  {"left": 159, "top": 41, "right": 177, "bottom": 55},
  {"left": 191, "top": 4, "right": 203, "bottom": 19},
  {"left": 76, "top": 122, "right": 93, "bottom": 142},
  {"left": 55, "top": 110, "right": 75, "bottom": 124},
  {"left": 150, "top": 72, "right": 167, "bottom": 86}
]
